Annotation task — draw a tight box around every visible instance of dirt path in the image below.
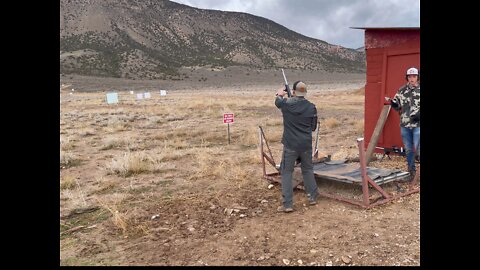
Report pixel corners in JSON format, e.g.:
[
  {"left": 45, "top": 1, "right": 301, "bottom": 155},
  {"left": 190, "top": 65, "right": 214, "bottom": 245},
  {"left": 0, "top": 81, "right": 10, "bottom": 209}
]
[{"left": 60, "top": 180, "right": 419, "bottom": 266}]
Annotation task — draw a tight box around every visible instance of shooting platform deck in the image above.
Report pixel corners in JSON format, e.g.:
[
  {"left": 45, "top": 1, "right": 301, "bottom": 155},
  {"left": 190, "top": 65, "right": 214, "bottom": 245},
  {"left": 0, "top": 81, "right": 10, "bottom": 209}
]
[
  {"left": 259, "top": 126, "right": 420, "bottom": 208},
  {"left": 312, "top": 160, "right": 410, "bottom": 185}
]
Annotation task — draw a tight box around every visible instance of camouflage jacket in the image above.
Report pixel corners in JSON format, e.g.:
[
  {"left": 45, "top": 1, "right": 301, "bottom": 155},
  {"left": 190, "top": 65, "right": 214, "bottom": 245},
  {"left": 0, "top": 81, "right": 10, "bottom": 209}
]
[{"left": 392, "top": 83, "right": 420, "bottom": 128}]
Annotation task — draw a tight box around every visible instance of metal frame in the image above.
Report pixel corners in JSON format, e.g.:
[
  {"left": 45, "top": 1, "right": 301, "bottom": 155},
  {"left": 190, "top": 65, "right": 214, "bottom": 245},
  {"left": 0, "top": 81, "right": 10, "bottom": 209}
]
[{"left": 259, "top": 127, "right": 420, "bottom": 209}]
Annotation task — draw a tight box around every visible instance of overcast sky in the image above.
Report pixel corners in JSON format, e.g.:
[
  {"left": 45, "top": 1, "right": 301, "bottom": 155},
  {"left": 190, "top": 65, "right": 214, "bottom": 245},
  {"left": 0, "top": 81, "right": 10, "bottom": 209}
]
[{"left": 170, "top": 0, "right": 420, "bottom": 49}]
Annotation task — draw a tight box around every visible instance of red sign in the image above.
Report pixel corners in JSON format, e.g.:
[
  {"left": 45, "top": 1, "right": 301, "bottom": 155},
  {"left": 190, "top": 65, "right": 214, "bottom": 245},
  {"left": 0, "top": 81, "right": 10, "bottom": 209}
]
[{"left": 223, "top": 113, "right": 234, "bottom": 124}]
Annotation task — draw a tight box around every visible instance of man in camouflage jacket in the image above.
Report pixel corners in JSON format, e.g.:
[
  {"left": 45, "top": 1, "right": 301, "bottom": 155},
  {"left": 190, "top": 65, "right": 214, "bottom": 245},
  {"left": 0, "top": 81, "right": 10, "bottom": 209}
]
[{"left": 389, "top": 67, "right": 420, "bottom": 180}]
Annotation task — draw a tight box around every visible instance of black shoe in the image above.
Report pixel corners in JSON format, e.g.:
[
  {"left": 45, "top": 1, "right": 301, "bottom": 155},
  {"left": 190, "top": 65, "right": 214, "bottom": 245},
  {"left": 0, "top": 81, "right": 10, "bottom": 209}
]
[
  {"left": 306, "top": 193, "right": 317, "bottom": 205},
  {"left": 408, "top": 170, "right": 416, "bottom": 182}
]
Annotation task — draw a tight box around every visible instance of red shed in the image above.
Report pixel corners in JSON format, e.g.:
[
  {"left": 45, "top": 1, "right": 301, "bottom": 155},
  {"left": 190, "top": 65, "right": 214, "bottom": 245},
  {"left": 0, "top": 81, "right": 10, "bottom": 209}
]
[{"left": 352, "top": 27, "right": 420, "bottom": 153}]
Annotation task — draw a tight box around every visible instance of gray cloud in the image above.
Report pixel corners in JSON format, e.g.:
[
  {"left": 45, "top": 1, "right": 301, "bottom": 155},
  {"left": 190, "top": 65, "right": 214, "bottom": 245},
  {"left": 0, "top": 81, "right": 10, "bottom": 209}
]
[{"left": 170, "top": 0, "right": 420, "bottom": 49}]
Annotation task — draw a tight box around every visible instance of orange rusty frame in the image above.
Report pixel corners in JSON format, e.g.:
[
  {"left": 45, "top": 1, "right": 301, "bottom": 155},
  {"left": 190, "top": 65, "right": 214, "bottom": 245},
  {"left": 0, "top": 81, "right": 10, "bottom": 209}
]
[{"left": 259, "top": 127, "right": 420, "bottom": 209}]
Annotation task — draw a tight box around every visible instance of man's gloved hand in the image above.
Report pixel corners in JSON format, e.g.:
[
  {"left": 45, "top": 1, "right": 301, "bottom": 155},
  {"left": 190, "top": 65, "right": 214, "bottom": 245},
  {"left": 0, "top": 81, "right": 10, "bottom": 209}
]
[
  {"left": 390, "top": 99, "right": 399, "bottom": 109},
  {"left": 410, "top": 113, "right": 420, "bottom": 123}
]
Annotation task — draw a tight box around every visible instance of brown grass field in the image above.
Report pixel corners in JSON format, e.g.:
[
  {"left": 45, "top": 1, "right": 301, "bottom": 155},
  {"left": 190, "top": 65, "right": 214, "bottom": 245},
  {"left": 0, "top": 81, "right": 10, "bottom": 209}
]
[{"left": 60, "top": 80, "right": 419, "bottom": 266}]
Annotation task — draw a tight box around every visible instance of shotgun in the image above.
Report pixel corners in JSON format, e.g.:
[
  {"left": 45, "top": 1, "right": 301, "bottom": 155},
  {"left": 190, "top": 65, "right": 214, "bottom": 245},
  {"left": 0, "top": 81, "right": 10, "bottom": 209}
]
[
  {"left": 313, "top": 121, "right": 320, "bottom": 158},
  {"left": 281, "top": 69, "right": 292, "bottom": 97}
]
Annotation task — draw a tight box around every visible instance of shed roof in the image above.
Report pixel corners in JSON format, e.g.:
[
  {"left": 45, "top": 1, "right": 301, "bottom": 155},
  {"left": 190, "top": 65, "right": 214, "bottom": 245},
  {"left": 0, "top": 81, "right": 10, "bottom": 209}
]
[{"left": 350, "top": 27, "right": 419, "bottom": 30}]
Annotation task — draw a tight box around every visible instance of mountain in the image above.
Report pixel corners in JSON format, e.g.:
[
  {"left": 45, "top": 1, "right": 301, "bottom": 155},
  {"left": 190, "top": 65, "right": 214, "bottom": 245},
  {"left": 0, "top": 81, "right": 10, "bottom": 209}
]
[{"left": 60, "top": 0, "right": 365, "bottom": 79}]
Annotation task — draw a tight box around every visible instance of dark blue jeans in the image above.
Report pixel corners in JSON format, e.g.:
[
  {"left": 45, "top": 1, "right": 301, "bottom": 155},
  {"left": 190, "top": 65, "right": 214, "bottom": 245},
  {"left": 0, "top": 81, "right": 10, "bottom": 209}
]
[
  {"left": 280, "top": 146, "right": 318, "bottom": 208},
  {"left": 401, "top": 126, "right": 420, "bottom": 172}
]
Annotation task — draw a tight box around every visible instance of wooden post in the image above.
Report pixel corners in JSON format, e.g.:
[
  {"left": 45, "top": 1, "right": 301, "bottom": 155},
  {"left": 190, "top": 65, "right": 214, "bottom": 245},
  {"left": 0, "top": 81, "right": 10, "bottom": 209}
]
[
  {"left": 366, "top": 104, "right": 391, "bottom": 165},
  {"left": 227, "top": 123, "right": 230, "bottom": 144}
]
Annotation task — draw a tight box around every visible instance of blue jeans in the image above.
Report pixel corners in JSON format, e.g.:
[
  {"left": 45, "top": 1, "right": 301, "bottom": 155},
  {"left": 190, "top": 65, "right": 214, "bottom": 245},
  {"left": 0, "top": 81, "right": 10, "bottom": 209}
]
[
  {"left": 280, "top": 146, "right": 318, "bottom": 208},
  {"left": 401, "top": 126, "right": 420, "bottom": 172}
]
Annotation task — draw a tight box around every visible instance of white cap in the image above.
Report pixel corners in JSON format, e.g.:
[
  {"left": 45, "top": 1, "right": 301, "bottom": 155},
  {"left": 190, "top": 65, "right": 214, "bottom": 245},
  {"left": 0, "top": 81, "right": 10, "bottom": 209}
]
[{"left": 406, "top": 67, "right": 419, "bottom": 75}]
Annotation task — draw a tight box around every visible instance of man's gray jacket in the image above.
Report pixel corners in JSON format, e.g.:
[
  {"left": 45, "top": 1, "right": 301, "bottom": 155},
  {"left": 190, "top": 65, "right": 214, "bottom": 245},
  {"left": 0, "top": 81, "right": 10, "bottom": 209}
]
[{"left": 275, "top": 96, "right": 317, "bottom": 152}]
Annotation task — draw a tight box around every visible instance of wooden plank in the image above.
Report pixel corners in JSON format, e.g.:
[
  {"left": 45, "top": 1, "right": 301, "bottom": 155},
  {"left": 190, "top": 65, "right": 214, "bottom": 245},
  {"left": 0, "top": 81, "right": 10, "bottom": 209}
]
[{"left": 366, "top": 104, "right": 391, "bottom": 165}]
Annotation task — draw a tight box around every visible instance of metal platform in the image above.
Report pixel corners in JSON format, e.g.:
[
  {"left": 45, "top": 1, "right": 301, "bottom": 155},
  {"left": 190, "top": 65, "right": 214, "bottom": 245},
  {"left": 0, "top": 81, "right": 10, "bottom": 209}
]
[
  {"left": 312, "top": 159, "right": 410, "bottom": 185},
  {"left": 259, "top": 126, "right": 420, "bottom": 208}
]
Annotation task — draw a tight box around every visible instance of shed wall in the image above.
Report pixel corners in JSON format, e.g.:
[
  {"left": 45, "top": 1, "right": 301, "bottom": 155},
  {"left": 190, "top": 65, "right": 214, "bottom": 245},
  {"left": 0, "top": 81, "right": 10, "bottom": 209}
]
[{"left": 364, "top": 29, "right": 420, "bottom": 152}]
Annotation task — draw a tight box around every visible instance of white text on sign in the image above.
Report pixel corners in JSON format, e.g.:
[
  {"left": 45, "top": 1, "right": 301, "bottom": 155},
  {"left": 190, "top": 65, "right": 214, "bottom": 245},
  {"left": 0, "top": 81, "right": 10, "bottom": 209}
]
[{"left": 223, "top": 113, "right": 234, "bottom": 124}]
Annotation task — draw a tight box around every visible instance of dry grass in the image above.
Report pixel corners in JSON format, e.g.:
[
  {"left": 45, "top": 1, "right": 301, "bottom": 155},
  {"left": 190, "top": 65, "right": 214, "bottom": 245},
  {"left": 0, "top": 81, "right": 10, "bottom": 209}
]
[
  {"left": 228, "top": 163, "right": 254, "bottom": 188},
  {"left": 190, "top": 144, "right": 261, "bottom": 190},
  {"left": 60, "top": 150, "right": 80, "bottom": 168},
  {"left": 331, "top": 145, "right": 359, "bottom": 160},
  {"left": 100, "top": 136, "right": 127, "bottom": 150},
  {"left": 60, "top": 86, "right": 368, "bottom": 253},
  {"left": 94, "top": 176, "right": 119, "bottom": 194},
  {"left": 107, "top": 151, "right": 157, "bottom": 177},
  {"left": 60, "top": 136, "right": 76, "bottom": 151},
  {"left": 78, "top": 127, "right": 96, "bottom": 137},
  {"left": 352, "top": 86, "right": 365, "bottom": 95},
  {"left": 162, "top": 137, "right": 189, "bottom": 149},
  {"left": 60, "top": 175, "right": 77, "bottom": 190},
  {"left": 105, "top": 117, "right": 130, "bottom": 132},
  {"left": 96, "top": 196, "right": 129, "bottom": 234},
  {"left": 160, "top": 148, "right": 186, "bottom": 161},
  {"left": 323, "top": 117, "right": 340, "bottom": 129},
  {"left": 192, "top": 147, "right": 219, "bottom": 179},
  {"left": 354, "top": 119, "right": 364, "bottom": 134},
  {"left": 240, "top": 125, "right": 262, "bottom": 146},
  {"left": 266, "top": 118, "right": 284, "bottom": 127},
  {"left": 60, "top": 177, "right": 88, "bottom": 209},
  {"left": 125, "top": 139, "right": 144, "bottom": 151},
  {"left": 61, "top": 189, "right": 88, "bottom": 209}
]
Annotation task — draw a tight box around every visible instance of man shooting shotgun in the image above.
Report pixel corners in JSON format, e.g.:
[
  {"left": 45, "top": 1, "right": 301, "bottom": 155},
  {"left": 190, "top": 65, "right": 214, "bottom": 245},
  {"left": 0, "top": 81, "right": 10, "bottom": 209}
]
[{"left": 274, "top": 70, "right": 319, "bottom": 213}]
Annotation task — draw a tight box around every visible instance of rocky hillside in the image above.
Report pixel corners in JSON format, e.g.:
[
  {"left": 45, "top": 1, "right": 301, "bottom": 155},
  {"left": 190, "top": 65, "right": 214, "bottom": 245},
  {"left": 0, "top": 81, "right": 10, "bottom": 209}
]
[{"left": 60, "top": 0, "right": 365, "bottom": 79}]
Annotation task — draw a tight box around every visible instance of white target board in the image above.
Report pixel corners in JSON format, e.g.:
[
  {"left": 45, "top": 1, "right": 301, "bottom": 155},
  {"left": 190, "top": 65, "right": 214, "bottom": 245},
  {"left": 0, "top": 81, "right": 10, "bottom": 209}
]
[{"left": 106, "top": 92, "right": 119, "bottom": 104}]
